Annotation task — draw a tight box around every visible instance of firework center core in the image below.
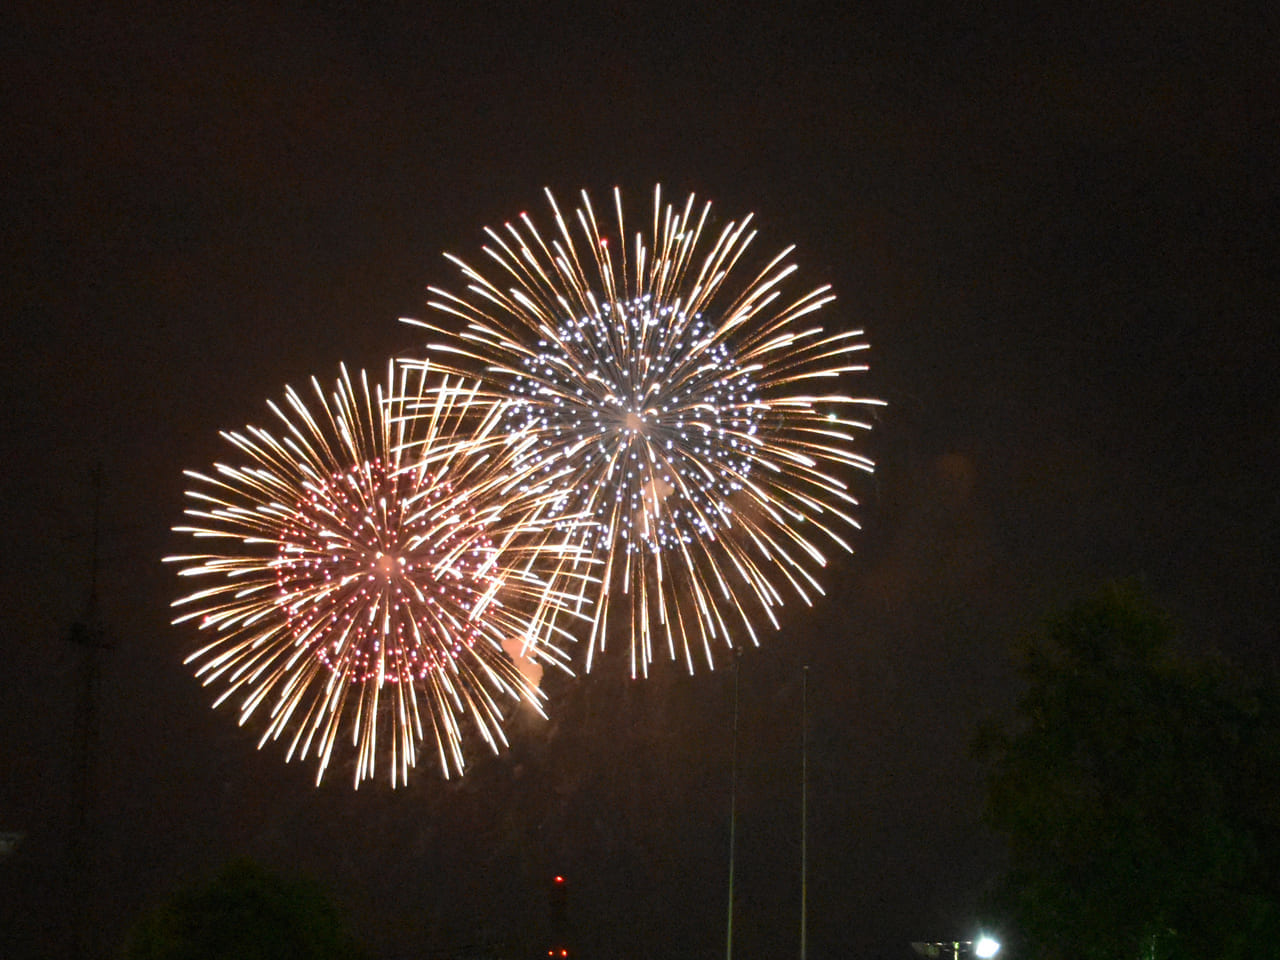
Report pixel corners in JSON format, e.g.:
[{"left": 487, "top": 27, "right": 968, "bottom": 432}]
[{"left": 274, "top": 459, "right": 495, "bottom": 683}]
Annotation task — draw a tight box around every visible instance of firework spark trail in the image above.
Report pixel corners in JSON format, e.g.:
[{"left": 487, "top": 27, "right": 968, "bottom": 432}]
[
  {"left": 167, "top": 362, "right": 590, "bottom": 787},
  {"left": 403, "top": 186, "right": 885, "bottom": 676}
]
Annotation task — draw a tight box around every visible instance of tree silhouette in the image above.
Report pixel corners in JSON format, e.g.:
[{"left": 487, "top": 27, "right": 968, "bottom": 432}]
[
  {"left": 975, "top": 584, "right": 1280, "bottom": 959},
  {"left": 123, "top": 859, "right": 364, "bottom": 960}
]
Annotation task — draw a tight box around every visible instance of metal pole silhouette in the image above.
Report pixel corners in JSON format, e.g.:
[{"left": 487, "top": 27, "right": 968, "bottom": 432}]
[
  {"left": 67, "top": 464, "right": 109, "bottom": 960},
  {"left": 725, "top": 647, "right": 742, "bottom": 960},
  {"left": 800, "top": 665, "right": 808, "bottom": 960}
]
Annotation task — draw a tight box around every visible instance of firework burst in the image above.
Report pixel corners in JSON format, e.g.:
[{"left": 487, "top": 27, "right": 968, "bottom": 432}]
[
  {"left": 405, "top": 186, "right": 885, "bottom": 675},
  {"left": 166, "top": 362, "right": 587, "bottom": 786}
]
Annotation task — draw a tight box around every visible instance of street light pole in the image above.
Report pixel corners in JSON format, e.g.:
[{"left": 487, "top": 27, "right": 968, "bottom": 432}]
[
  {"left": 67, "top": 464, "right": 111, "bottom": 960},
  {"left": 799, "top": 665, "right": 808, "bottom": 960},
  {"left": 725, "top": 648, "right": 741, "bottom": 960}
]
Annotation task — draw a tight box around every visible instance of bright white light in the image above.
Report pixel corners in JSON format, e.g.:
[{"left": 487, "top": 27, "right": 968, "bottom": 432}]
[{"left": 974, "top": 936, "right": 1000, "bottom": 958}]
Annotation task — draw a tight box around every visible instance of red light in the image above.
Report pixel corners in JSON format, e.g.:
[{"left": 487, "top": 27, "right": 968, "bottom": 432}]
[
  {"left": 553, "top": 875, "right": 565, "bottom": 884},
  {"left": 561, "top": 951, "right": 568, "bottom": 957}
]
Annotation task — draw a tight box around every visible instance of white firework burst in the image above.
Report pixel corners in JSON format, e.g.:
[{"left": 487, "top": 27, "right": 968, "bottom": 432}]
[
  {"left": 405, "top": 186, "right": 885, "bottom": 675},
  {"left": 166, "top": 362, "right": 589, "bottom": 786}
]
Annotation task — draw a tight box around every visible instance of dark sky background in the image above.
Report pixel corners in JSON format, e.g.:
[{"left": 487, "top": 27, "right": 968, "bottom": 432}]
[{"left": 2, "top": 3, "right": 1277, "bottom": 959}]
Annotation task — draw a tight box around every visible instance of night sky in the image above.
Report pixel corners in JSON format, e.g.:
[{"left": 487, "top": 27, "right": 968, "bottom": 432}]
[{"left": 2, "top": 4, "right": 1277, "bottom": 959}]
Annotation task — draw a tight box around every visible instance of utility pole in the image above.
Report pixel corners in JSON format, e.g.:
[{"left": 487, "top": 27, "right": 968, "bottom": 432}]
[
  {"left": 800, "top": 665, "right": 808, "bottom": 960},
  {"left": 725, "top": 647, "right": 742, "bottom": 960},
  {"left": 67, "top": 464, "right": 111, "bottom": 960}
]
